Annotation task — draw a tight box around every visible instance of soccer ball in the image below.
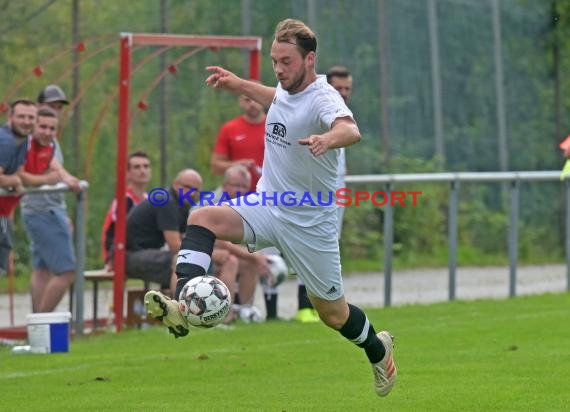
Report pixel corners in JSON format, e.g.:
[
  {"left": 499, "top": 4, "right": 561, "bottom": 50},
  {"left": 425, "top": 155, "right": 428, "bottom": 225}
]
[
  {"left": 264, "top": 254, "right": 289, "bottom": 287},
  {"left": 178, "top": 276, "right": 231, "bottom": 328}
]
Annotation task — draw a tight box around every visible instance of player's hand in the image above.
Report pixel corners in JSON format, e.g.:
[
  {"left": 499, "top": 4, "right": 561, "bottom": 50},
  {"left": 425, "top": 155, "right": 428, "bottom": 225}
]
[
  {"left": 298, "top": 135, "right": 331, "bottom": 157},
  {"left": 1, "top": 175, "right": 23, "bottom": 194},
  {"left": 236, "top": 159, "right": 256, "bottom": 169},
  {"left": 104, "top": 261, "right": 114, "bottom": 272},
  {"left": 10, "top": 176, "right": 25, "bottom": 195},
  {"left": 205, "top": 66, "right": 240, "bottom": 91},
  {"left": 65, "top": 176, "right": 82, "bottom": 194}
]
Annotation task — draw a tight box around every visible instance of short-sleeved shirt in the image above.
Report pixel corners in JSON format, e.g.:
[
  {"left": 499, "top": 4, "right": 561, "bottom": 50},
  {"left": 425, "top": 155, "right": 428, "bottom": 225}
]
[
  {"left": 259, "top": 75, "right": 353, "bottom": 226},
  {"left": 20, "top": 138, "right": 58, "bottom": 213},
  {"left": 102, "top": 187, "right": 146, "bottom": 262},
  {"left": 22, "top": 138, "right": 67, "bottom": 212},
  {"left": 213, "top": 115, "right": 265, "bottom": 191},
  {"left": 126, "top": 187, "right": 189, "bottom": 251},
  {"left": 0, "top": 125, "right": 28, "bottom": 216}
]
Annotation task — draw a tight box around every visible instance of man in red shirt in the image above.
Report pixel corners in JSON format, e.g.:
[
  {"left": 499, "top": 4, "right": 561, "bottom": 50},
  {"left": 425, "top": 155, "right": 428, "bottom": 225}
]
[
  {"left": 20, "top": 107, "right": 81, "bottom": 312},
  {"left": 210, "top": 94, "right": 265, "bottom": 192},
  {"left": 101, "top": 151, "right": 151, "bottom": 267}
]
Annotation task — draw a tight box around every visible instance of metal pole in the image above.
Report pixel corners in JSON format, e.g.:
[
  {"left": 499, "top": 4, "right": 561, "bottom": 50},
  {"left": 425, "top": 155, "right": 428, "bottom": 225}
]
[
  {"left": 427, "top": 0, "right": 445, "bottom": 165},
  {"left": 159, "top": 0, "right": 168, "bottom": 187},
  {"left": 73, "top": 190, "right": 87, "bottom": 336},
  {"left": 249, "top": 50, "right": 260, "bottom": 81},
  {"left": 114, "top": 34, "right": 132, "bottom": 332},
  {"left": 71, "top": 0, "right": 81, "bottom": 175},
  {"left": 508, "top": 179, "right": 519, "bottom": 297},
  {"left": 448, "top": 180, "right": 459, "bottom": 300},
  {"left": 491, "top": 0, "right": 508, "bottom": 172},
  {"left": 378, "top": 0, "right": 391, "bottom": 167},
  {"left": 552, "top": 1, "right": 562, "bottom": 142},
  {"left": 383, "top": 182, "right": 394, "bottom": 307},
  {"left": 307, "top": 0, "right": 316, "bottom": 29},
  {"left": 566, "top": 179, "right": 570, "bottom": 291},
  {"left": 241, "top": 0, "right": 251, "bottom": 76}
]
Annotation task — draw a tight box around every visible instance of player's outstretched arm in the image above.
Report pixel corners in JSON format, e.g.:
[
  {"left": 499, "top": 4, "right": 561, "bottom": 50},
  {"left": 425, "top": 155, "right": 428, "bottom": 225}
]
[
  {"left": 298, "top": 118, "right": 361, "bottom": 156},
  {"left": 205, "top": 66, "right": 275, "bottom": 108}
]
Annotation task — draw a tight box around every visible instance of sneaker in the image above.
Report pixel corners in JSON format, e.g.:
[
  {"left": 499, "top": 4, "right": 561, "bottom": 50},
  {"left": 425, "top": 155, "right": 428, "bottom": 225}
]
[
  {"left": 294, "top": 308, "right": 320, "bottom": 323},
  {"left": 144, "top": 290, "right": 190, "bottom": 338},
  {"left": 372, "top": 331, "right": 397, "bottom": 397}
]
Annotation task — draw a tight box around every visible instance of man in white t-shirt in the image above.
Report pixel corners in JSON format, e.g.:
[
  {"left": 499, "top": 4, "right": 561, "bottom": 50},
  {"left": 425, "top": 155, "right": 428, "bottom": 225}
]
[{"left": 144, "top": 18, "right": 397, "bottom": 398}]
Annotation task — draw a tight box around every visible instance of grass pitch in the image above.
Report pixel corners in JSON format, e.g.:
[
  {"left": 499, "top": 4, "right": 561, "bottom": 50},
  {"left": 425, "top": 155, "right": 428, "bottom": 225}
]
[{"left": 1, "top": 292, "right": 569, "bottom": 411}]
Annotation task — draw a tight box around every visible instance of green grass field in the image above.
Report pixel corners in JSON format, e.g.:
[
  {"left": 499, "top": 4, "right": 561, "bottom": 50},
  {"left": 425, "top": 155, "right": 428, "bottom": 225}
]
[{"left": 1, "top": 293, "right": 569, "bottom": 412}]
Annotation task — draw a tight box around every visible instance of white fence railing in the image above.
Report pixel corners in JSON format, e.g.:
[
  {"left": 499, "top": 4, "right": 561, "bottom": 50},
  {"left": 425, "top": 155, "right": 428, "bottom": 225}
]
[{"left": 345, "top": 171, "right": 570, "bottom": 306}]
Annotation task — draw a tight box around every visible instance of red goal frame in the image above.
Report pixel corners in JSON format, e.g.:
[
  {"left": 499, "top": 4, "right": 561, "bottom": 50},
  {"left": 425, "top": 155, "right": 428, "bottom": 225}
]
[{"left": 114, "top": 33, "right": 262, "bottom": 331}]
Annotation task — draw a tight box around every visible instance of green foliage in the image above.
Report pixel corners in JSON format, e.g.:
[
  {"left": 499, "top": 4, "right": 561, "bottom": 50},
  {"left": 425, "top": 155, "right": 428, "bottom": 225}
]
[
  {"left": 342, "top": 155, "right": 565, "bottom": 267},
  {"left": 342, "top": 156, "right": 448, "bottom": 263},
  {"left": 341, "top": 200, "right": 383, "bottom": 261},
  {"left": 460, "top": 200, "right": 509, "bottom": 254}
]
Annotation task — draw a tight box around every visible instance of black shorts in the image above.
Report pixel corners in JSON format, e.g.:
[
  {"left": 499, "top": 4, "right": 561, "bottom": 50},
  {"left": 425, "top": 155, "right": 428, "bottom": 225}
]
[{"left": 125, "top": 249, "right": 174, "bottom": 289}]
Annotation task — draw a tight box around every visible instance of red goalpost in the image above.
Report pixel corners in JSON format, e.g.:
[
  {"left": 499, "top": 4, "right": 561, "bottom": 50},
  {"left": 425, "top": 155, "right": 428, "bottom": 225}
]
[{"left": 113, "top": 33, "right": 262, "bottom": 331}]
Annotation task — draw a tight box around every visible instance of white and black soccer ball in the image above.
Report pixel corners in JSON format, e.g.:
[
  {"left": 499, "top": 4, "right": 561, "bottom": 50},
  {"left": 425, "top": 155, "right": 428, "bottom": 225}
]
[
  {"left": 264, "top": 254, "right": 289, "bottom": 287},
  {"left": 178, "top": 276, "right": 231, "bottom": 328}
]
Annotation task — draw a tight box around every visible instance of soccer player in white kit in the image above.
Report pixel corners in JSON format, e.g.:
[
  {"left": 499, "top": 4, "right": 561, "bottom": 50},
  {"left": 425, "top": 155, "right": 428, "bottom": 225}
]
[{"left": 144, "top": 18, "right": 397, "bottom": 397}]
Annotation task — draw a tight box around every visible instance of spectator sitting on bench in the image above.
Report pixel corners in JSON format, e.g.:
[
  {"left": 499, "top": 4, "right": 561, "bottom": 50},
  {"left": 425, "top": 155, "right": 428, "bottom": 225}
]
[
  {"left": 102, "top": 150, "right": 151, "bottom": 269},
  {"left": 123, "top": 169, "right": 202, "bottom": 295}
]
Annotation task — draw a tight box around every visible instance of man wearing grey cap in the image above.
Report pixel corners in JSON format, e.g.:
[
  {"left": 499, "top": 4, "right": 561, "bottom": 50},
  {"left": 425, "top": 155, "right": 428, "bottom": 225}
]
[{"left": 37, "top": 84, "right": 69, "bottom": 112}]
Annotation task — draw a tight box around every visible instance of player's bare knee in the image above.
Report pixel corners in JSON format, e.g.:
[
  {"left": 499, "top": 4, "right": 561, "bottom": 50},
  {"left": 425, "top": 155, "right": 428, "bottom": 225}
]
[
  {"left": 319, "top": 313, "right": 347, "bottom": 329},
  {"left": 313, "top": 298, "right": 350, "bottom": 329},
  {"left": 188, "top": 207, "right": 210, "bottom": 226},
  {"left": 189, "top": 207, "right": 243, "bottom": 240},
  {"left": 188, "top": 207, "right": 223, "bottom": 234}
]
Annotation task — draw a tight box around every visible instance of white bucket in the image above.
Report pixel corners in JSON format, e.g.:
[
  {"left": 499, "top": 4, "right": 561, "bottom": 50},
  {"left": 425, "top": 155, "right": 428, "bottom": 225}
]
[{"left": 26, "top": 312, "right": 72, "bottom": 354}]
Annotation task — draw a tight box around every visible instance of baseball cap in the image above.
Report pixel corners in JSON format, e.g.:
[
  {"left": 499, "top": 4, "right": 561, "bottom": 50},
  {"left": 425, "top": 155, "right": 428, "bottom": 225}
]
[{"left": 37, "top": 85, "right": 69, "bottom": 105}]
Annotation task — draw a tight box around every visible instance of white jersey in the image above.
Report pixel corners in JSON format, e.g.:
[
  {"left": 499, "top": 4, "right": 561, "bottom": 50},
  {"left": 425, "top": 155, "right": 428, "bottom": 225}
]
[{"left": 258, "top": 75, "right": 353, "bottom": 226}]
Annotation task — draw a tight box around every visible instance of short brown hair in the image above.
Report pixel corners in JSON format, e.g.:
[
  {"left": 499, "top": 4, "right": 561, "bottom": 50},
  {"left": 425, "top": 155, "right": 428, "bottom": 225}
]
[
  {"left": 127, "top": 150, "right": 150, "bottom": 169},
  {"left": 37, "top": 107, "right": 58, "bottom": 119},
  {"left": 10, "top": 99, "right": 36, "bottom": 113},
  {"left": 274, "top": 18, "right": 317, "bottom": 57},
  {"left": 326, "top": 66, "right": 351, "bottom": 83}
]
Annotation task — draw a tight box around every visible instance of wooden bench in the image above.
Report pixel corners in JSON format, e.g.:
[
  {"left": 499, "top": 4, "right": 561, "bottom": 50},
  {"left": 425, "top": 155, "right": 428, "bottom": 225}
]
[
  {"left": 70, "top": 270, "right": 153, "bottom": 330},
  {"left": 84, "top": 269, "right": 115, "bottom": 329}
]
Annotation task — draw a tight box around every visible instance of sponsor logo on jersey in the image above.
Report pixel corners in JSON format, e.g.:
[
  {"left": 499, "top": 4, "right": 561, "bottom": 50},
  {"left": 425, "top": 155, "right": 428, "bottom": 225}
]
[{"left": 267, "top": 122, "right": 286, "bottom": 138}]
